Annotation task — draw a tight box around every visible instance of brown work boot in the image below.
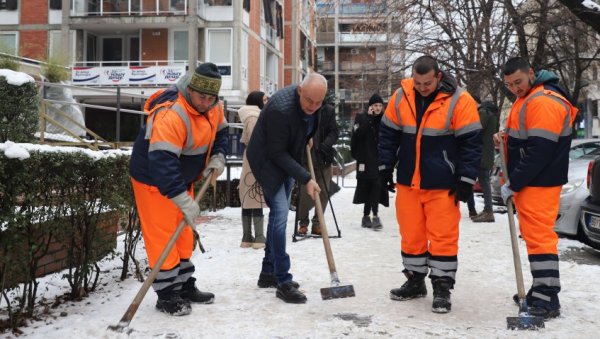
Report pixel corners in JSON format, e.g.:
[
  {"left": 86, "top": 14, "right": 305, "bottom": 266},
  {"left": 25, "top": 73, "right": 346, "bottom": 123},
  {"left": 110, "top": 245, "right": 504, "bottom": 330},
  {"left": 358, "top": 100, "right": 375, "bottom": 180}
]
[
  {"left": 472, "top": 210, "right": 495, "bottom": 223},
  {"left": 311, "top": 224, "right": 322, "bottom": 235},
  {"left": 298, "top": 225, "right": 308, "bottom": 235}
]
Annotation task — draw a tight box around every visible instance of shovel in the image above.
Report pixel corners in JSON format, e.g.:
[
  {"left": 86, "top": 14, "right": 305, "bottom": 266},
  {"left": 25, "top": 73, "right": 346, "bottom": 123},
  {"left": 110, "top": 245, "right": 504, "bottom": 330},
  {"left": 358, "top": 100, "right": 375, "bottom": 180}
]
[
  {"left": 306, "top": 145, "right": 356, "bottom": 300},
  {"left": 498, "top": 139, "right": 545, "bottom": 330},
  {"left": 108, "top": 173, "right": 213, "bottom": 333}
]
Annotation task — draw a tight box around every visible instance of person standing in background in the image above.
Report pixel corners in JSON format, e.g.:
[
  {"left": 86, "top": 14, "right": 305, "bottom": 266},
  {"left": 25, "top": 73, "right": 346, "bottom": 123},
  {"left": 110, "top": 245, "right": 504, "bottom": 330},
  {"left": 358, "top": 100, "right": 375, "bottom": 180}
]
[
  {"left": 296, "top": 102, "right": 339, "bottom": 236},
  {"left": 351, "top": 93, "right": 390, "bottom": 230},
  {"left": 468, "top": 96, "right": 500, "bottom": 222},
  {"left": 238, "top": 91, "right": 269, "bottom": 248}
]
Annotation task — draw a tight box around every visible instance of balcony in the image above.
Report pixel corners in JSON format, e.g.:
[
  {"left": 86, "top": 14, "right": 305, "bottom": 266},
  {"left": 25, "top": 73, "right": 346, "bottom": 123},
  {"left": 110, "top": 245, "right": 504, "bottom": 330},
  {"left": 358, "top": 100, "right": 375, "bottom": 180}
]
[
  {"left": 339, "top": 33, "right": 387, "bottom": 44},
  {"left": 71, "top": 0, "right": 187, "bottom": 16},
  {"left": 317, "top": 32, "right": 335, "bottom": 44}
]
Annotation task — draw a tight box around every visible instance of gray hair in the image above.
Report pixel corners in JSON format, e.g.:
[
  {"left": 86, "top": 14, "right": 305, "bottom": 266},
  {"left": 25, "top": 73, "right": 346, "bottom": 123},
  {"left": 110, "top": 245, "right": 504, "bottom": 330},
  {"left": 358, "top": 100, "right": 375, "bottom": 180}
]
[{"left": 301, "top": 72, "right": 327, "bottom": 88}]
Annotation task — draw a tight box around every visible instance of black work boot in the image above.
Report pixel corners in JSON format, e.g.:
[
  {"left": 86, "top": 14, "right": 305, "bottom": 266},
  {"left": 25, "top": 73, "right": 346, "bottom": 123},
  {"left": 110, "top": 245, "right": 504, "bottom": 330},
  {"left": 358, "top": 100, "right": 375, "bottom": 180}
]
[
  {"left": 431, "top": 278, "right": 453, "bottom": 313},
  {"left": 390, "top": 271, "right": 427, "bottom": 301},
  {"left": 180, "top": 277, "right": 215, "bottom": 304},
  {"left": 156, "top": 290, "right": 192, "bottom": 316},
  {"left": 257, "top": 273, "right": 299, "bottom": 289},
  {"left": 276, "top": 282, "right": 307, "bottom": 304}
]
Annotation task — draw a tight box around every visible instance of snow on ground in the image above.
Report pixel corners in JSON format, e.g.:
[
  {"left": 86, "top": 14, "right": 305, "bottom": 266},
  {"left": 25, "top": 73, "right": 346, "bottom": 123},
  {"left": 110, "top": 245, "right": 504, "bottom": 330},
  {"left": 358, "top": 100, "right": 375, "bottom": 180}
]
[{"left": 4, "top": 172, "right": 600, "bottom": 338}]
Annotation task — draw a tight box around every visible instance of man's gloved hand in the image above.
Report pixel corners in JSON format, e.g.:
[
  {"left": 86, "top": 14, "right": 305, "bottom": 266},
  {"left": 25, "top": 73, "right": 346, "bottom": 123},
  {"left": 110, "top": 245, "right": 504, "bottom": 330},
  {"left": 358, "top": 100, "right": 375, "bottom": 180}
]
[
  {"left": 170, "top": 191, "right": 200, "bottom": 229},
  {"left": 381, "top": 169, "right": 396, "bottom": 193},
  {"left": 202, "top": 153, "right": 225, "bottom": 177},
  {"left": 501, "top": 183, "right": 514, "bottom": 205},
  {"left": 449, "top": 180, "right": 473, "bottom": 204}
]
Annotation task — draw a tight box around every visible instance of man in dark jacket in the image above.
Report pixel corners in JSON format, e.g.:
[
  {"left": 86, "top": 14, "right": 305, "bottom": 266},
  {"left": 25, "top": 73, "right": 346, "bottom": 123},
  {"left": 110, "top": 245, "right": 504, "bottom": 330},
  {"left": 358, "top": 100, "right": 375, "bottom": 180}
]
[
  {"left": 469, "top": 99, "right": 500, "bottom": 222},
  {"left": 246, "top": 73, "right": 326, "bottom": 303},
  {"left": 296, "top": 103, "right": 339, "bottom": 236},
  {"left": 351, "top": 93, "right": 390, "bottom": 230}
]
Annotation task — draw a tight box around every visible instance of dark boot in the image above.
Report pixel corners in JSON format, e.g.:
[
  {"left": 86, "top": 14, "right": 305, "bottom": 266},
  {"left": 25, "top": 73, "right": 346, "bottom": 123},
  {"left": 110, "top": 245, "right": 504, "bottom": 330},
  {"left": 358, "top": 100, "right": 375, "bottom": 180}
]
[
  {"left": 155, "top": 289, "right": 192, "bottom": 316},
  {"left": 513, "top": 289, "right": 560, "bottom": 319},
  {"left": 257, "top": 272, "right": 299, "bottom": 289},
  {"left": 311, "top": 223, "right": 322, "bottom": 235},
  {"left": 472, "top": 210, "right": 495, "bottom": 223},
  {"left": 241, "top": 215, "right": 254, "bottom": 248},
  {"left": 180, "top": 277, "right": 215, "bottom": 304},
  {"left": 390, "top": 271, "right": 427, "bottom": 301},
  {"left": 361, "top": 215, "right": 372, "bottom": 228},
  {"left": 276, "top": 282, "right": 307, "bottom": 304},
  {"left": 431, "top": 278, "right": 453, "bottom": 313},
  {"left": 252, "top": 215, "right": 265, "bottom": 249},
  {"left": 371, "top": 216, "right": 382, "bottom": 230}
]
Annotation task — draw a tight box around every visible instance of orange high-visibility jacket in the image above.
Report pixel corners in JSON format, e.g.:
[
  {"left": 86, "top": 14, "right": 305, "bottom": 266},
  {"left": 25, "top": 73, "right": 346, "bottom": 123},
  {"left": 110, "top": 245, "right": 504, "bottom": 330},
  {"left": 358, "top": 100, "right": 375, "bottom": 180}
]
[
  {"left": 379, "top": 77, "right": 482, "bottom": 189},
  {"left": 129, "top": 85, "right": 228, "bottom": 198},
  {"left": 505, "top": 83, "right": 578, "bottom": 191}
]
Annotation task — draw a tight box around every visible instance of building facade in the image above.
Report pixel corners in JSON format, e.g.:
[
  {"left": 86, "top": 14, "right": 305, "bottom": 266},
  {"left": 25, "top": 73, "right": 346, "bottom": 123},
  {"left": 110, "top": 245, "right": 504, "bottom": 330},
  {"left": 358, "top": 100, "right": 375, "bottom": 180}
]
[
  {"left": 315, "top": 0, "right": 403, "bottom": 120},
  {"left": 0, "top": 0, "right": 317, "bottom": 141}
]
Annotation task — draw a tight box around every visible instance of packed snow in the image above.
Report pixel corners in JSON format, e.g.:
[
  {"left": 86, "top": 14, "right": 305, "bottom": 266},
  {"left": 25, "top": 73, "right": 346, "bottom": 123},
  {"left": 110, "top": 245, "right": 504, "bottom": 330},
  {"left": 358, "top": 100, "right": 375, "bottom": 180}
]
[{"left": 3, "top": 172, "right": 600, "bottom": 338}]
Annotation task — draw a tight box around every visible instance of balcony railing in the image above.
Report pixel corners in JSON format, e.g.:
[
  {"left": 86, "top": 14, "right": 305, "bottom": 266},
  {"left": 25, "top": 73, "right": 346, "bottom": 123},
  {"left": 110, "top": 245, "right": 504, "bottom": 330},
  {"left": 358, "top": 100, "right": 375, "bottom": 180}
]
[
  {"left": 339, "top": 32, "right": 387, "bottom": 44},
  {"left": 71, "top": 0, "right": 187, "bottom": 16},
  {"left": 71, "top": 60, "right": 188, "bottom": 86}
]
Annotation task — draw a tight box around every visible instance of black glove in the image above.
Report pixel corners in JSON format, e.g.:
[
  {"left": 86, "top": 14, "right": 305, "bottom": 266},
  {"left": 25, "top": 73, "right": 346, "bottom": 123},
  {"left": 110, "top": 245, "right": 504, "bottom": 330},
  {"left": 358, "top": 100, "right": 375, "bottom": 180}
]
[
  {"left": 381, "top": 169, "right": 396, "bottom": 193},
  {"left": 449, "top": 180, "right": 473, "bottom": 204}
]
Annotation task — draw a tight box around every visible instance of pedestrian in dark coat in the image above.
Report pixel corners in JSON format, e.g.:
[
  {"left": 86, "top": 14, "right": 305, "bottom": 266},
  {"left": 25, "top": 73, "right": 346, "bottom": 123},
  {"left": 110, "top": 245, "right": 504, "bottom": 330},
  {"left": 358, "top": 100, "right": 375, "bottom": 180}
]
[
  {"left": 468, "top": 98, "right": 500, "bottom": 222},
  {"left": 351, "top": 93, "right": 389, "bottom": 229},
  {"left": 296, "top": 103, "right": 339, "bottom": 235}
]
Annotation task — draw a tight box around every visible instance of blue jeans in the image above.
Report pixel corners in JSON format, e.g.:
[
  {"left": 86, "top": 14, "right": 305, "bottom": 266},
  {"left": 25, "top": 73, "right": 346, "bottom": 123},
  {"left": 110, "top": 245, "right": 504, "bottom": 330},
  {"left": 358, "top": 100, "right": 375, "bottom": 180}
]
[{"left": 261, "top": 178, "right": 294, "bottom": 285}]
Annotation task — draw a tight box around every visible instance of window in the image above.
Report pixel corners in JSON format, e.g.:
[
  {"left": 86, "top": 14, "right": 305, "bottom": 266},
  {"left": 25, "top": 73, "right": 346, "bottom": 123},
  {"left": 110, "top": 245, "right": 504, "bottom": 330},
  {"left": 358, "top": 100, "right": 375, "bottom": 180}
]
[
  {"left": 205, "top": 0, "right": 232, "bottom": 5},
  {"left": 207, "top": 29, "right": 231, "bottom": 65},
  {"left": 0, "top": 32, "right": 17, "bottom": 55},
  {"left": 49, "top": 0, "right": 62, "bottom": 10},
  {"left": 243, "top": 0, "right": 250, "bottom": 12},
  {"left": 0, "top": 0, "right": 18, "bottom": 10},
  {"left": 173, "top": 31, "right": 188, "bottom": 61}
]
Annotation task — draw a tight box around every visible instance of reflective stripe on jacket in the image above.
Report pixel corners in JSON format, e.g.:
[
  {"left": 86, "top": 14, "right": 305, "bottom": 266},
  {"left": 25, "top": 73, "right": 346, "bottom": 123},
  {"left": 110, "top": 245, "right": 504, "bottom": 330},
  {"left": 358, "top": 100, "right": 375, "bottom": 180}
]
[
  {"left": 504, "top": 85, "right": 578, "bottom": 191},
  {"left": 378, "top": 78, "right": 482, "bottom": 189},
  {"left": 129, "top": 89, "right": 228, "bottom": 198}
]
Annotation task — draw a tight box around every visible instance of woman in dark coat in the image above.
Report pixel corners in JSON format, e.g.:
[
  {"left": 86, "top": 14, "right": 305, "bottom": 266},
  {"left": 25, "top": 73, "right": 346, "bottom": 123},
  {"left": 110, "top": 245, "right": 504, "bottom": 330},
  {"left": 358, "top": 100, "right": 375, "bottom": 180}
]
[{"left": 351, "top": 94, "right": 389, "bottom": 229}]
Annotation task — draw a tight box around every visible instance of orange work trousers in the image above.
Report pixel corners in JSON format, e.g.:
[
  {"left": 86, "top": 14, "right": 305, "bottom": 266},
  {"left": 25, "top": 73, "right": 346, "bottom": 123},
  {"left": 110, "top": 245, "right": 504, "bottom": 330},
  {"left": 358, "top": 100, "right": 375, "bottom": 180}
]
[
  {"left": 131, "top": 178, "right": 194, "bottom": 270},
  {"left": 513, "top": 186, "right": 561, "bottom": 255},
  {"left": 395, "top": 185, "right": 460, "bottom": 256}
]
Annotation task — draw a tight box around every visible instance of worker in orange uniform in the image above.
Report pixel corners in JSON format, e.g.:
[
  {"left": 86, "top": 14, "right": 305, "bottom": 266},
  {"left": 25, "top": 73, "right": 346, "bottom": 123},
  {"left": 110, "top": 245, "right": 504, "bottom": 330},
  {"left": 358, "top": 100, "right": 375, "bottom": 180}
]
[
  {"left": 497, "top": 57, "right": 578, "bottom": 319},
  {"left": 379, "top": 55, "right": 482, "bottom": 313},
  {"left": 129, "top": 63, "right": 228, "bottom": 316}
]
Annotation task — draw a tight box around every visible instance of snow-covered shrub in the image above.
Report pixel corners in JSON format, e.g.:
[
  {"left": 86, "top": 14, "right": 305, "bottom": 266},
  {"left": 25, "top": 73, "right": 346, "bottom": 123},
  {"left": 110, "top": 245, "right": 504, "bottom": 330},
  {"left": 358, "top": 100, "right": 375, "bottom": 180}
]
[
  {"left": 0, "top": 70, "right": 38, "bottom": 143},
  {"left": 0, "top": 145, "right": 132, "bottom": 332}
]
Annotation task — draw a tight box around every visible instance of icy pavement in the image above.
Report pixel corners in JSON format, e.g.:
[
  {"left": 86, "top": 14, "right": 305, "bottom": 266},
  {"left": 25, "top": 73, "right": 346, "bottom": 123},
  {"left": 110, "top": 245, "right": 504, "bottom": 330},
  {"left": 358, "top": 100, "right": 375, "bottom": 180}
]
[{"left": 7, "top": 173, "right": 600, "bottom": 338}]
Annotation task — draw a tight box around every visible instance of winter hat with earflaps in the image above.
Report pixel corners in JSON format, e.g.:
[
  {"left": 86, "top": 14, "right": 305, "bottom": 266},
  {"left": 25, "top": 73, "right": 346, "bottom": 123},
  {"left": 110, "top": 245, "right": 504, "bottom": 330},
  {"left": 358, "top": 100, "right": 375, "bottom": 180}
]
[
  {"left": 189, "top": 62, "right": 222, "bottom": 96},
  {"left": 368, "top": 93, "right": 383, "bottom": 106}
]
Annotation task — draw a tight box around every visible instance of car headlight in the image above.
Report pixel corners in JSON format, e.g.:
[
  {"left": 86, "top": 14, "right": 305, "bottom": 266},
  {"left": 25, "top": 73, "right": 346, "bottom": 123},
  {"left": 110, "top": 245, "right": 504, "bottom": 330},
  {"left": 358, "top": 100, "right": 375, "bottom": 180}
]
[{"left": 561, "top": 179, "right": 584, "bottom": 195}]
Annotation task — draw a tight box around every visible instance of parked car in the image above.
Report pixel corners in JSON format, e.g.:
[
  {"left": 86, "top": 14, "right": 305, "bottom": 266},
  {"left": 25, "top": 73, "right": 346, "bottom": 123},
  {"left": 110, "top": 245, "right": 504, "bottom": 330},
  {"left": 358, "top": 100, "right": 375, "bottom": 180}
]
[
  {"left": 577, "top": 154, "right": 600, "bottom": 249},
  {"left": 553, "top": 151, "right": 598, "bottom": 242}
]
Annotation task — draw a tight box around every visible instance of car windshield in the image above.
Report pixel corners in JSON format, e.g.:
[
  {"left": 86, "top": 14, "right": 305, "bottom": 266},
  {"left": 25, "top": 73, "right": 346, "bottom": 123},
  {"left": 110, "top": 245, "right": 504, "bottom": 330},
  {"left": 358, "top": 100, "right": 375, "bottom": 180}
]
[{"left": 569, "top": 140, "right": 600, "bottom": 159}]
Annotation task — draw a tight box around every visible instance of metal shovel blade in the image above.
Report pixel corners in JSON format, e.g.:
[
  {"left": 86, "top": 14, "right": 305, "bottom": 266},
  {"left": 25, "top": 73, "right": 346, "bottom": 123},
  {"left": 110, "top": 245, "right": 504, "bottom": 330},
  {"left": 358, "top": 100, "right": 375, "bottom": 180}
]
[
  {"left": 320, "top": 284, "right": 356, "bottom": 300},
  {"left": 507, "top": 315, "right": 545, "bottom": 330},
  {"left": 107, "top": 322, "right": 134, "bottom": 334},
  {"left": 507, "top": 299, "right": 545, "bottom": 330}
]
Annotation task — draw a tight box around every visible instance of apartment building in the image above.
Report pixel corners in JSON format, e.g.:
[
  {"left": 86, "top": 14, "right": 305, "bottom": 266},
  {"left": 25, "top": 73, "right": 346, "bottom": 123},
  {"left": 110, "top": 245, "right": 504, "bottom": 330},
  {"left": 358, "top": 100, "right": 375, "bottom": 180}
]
[
  {"left": 0, "top": 0, "right": 317, "bottom": 141},
  {"left": 315, "top": 0, "right": 403, "bottom": 120}
]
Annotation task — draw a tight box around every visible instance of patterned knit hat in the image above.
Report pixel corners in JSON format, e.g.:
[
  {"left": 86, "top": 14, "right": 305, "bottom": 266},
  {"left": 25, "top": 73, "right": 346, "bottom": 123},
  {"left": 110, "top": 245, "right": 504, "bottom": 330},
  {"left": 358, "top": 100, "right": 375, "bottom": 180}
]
[{"left": 189, "top": 62, "right": 222, "bottom": 96}]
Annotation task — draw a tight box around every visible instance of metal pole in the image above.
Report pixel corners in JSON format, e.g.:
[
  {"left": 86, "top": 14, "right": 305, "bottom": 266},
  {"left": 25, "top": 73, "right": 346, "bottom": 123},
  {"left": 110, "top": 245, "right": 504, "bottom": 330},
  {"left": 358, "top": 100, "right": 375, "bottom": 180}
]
[{"left": 116, "top": 86, "right": 121, "bottom": 142}]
